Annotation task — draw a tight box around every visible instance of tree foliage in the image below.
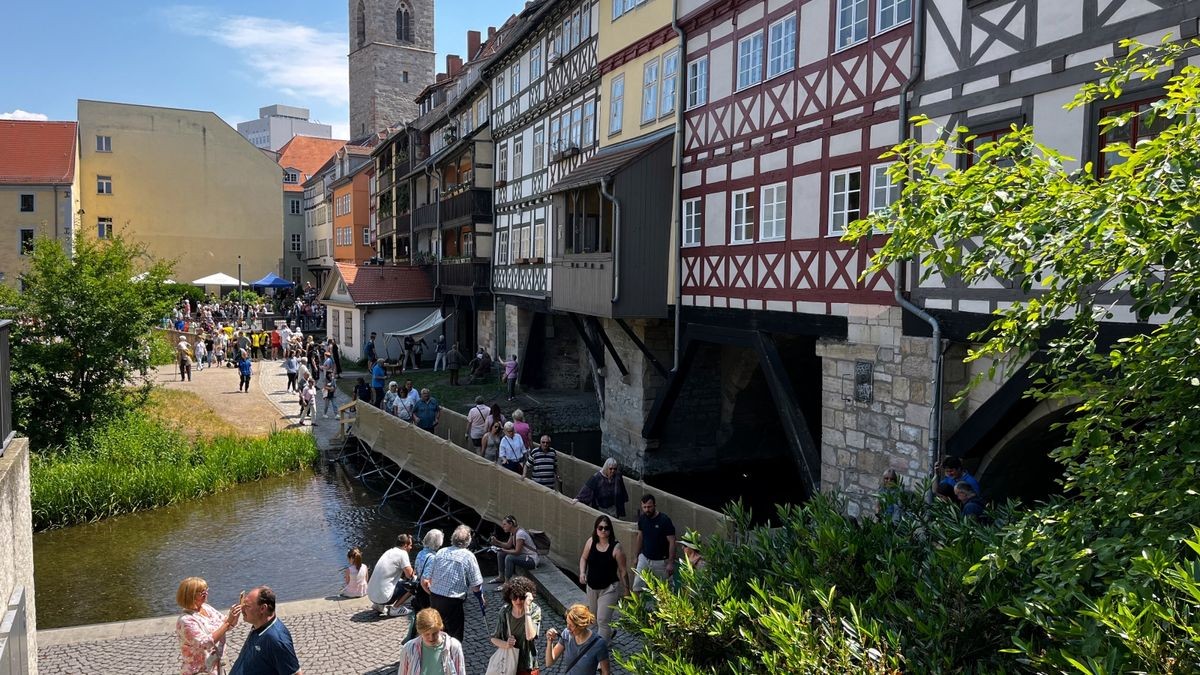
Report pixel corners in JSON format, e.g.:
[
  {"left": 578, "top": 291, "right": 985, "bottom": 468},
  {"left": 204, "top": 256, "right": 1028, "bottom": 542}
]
[
  {"left": 1, "top": 235, "right": 178, "bottom": 448},
  {"left": 623, "top": 40, "right": 1200, "bottom": 673}
]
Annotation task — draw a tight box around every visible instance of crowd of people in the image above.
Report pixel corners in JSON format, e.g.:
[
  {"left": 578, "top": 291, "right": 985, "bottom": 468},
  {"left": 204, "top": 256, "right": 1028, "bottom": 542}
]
[{"left": 878, "top": 456, "right": 990, "bottom": 522}]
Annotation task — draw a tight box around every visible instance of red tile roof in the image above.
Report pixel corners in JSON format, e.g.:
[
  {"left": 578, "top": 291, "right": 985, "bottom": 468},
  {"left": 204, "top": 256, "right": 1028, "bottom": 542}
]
[
  {"left": 0, "top": 121, "right": 77, "bottom": 185},
  {"left": 334, "top": 262, "right": 435, "bottom": 305},
  {"left": 276, "top": 136, "right": 346, "bottom": 192}
]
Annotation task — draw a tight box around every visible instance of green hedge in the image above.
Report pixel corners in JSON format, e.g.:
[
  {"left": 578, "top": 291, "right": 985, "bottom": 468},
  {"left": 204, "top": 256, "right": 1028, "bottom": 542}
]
[{"left": 31, "top": 412, "right": 318, "bottom": 530}]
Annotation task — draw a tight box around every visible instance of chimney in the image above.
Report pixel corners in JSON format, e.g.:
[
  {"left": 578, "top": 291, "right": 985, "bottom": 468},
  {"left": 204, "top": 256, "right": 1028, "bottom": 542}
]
[
  {"left": 488, "top": 26, "right": 496, "bottom": 42},
  {"left": 447, "top": 54, "right": 463, "bottom": 77},
  {"left": 467, "top": 30, "right": 481, "bottom": 60}
]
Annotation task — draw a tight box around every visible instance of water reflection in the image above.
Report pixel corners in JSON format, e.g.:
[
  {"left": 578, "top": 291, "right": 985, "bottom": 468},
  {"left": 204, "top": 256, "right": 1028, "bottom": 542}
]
[{"left": 34, "top": 462, "right": 418, "bottom": 629}]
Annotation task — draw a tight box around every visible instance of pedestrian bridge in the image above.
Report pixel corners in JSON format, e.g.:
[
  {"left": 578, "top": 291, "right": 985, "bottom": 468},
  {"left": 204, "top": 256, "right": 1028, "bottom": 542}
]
[{"left": 351, "top": 404, "right": 730, "bottom": 569}]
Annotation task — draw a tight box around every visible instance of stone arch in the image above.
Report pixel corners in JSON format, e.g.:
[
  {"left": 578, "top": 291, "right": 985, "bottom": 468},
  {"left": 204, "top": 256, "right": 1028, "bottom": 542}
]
[
  {"left": 973, "top": 398, "right": 1077, "bottom": 504},
  {"left": 396, "top": 2, "right": 413, "bottom": 43},
  {"left": 355, "top": 0, "right": 366, "bottom": 47}
]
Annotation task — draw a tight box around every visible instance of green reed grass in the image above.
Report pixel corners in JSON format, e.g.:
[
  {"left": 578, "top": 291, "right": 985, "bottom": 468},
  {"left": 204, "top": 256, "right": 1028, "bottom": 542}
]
[{"left": 31, "top": 412, "right": 318, "bottom": 530}]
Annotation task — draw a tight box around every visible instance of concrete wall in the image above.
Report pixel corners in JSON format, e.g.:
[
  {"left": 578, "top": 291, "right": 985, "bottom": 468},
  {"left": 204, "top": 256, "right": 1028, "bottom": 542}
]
[
  {"left": 0, "top": 438, "right": 36, "bottom": 675},
  {"left": 816, "top": 305, "right": 943, "bottom": 517},
  {"left": 76, "top": 100, "right": 284, "bottom": 287}
]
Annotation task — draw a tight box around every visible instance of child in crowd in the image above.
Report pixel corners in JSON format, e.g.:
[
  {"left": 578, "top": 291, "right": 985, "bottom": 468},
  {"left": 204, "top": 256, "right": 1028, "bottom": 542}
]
[{"left": 342, "top": 547, "right": 369, "bottom": 598}]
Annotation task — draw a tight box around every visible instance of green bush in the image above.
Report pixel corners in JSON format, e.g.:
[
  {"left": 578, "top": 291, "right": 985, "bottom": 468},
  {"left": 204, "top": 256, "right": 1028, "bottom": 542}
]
[
  {"left": 619, "top": 493, "right": 1018, "bottom": 673},
  {"left": 30, "top": 412, "right": 319, "bottom": 530},
  {"left": 148, "top": 331, "right": 177, "bottom": 367}
]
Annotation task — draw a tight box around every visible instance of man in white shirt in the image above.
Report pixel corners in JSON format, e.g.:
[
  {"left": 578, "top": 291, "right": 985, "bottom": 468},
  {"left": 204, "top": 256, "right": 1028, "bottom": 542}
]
[
  {"left": 466, "top": 396, "right": 490, "bottom": 453},
  {"left": 367, "top": 534, "right": 416, "bottom": 617}
]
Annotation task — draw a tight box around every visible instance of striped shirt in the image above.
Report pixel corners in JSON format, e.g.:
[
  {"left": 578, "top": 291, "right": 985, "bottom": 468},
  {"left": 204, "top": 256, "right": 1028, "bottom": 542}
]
[{"left": 526, "top": 448, "right": 558, "bottom": 489}]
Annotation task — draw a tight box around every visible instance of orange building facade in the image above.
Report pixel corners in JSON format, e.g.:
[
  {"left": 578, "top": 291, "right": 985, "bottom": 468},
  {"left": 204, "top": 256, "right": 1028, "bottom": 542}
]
[{"left": 331, "top": 164, "right": 373, "bottom": 264}]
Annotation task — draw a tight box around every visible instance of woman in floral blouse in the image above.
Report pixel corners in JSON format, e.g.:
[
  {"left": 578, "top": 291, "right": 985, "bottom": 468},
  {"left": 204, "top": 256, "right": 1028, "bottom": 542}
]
[{"left": 175, "top": 577, "right": 241, "bottom": 675}]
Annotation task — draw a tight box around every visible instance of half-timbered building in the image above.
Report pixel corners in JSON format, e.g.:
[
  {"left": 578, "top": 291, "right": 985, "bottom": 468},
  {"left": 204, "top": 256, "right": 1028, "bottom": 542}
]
[
  {"left": 485, "top": 0, "right": 604, "bottom": 387},
  {"left": 636, "top": 0, "right": 921, "bottom": 511},
  {"left": 904, "top": 0, "right": 1200, "bottom": 502}
]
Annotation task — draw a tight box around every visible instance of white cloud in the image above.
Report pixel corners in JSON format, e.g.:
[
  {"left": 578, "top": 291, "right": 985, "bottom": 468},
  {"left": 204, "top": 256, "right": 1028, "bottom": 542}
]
[
  {"left": 166, "top": 6, "right": 348, "bottom": 106},
  {"left": 0, "top": 110, "right": 49, "bottom": 121}
]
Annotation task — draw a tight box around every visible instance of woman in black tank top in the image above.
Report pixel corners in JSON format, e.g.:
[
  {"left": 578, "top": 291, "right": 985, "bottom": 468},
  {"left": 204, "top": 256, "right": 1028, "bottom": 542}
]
[{"left": 577, "top": 515, "right": 629, "bottom": 641}]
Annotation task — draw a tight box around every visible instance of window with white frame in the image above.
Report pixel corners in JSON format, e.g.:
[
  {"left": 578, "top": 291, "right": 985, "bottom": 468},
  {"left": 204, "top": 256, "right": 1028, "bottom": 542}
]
[
  {"left": 511, "top": 63, "right": 521, "bottom": 96},
  {"left": 97, "top": 217, "right": 113, "bottom": 239},
  {"left": 97, "top": 175, "right": 112, "bottom": 194},
  {"left": 871, "top": 163, "right": 901, "bottom": 215},
  {"left": 760, "top": 183, "right": 787, "bottom": 240},
  {"left": 497, "top": 228, "right": 510, "bottom": 264},
  {"left": 96, "top": 135, "right": 112, "bottom": 152},
  {"left": 290, "top": 198, "right": 301, "bottom": 215},
  {"left": 291, "top": 233, "right": 302, "bottom": 251},
  {"left": 570, "top": 106, "right": 582, "bottom": 147},
  {"left": 837, "top": 0, "right": 869, "bottom": 49},
  {"left": 661, "top": 50, "right": 679, "bottom": 116},
  {"left": 878, "top": 0, "right": 912, "bottom": 33},
  {"left": 496, "top": 75, "right": 506, "bottom": 102},
  {"left": 610, "top": 75, "right": 625, "bottom": 134},
  {"left": 284, "top": 171, "right": 299, "bottom": 184},
  {"left": 531, "top": 45, "right": 543, "bottom": 79},
  {"left": 332, "top": 310, "right": 340, "bottom": 341},
  {"left": 686, "top": 57, "right": 708, "bottom": 109},
  {"left": 534, "top": 218, "right": 545, "bottom": 259},
  {"left": 767, "top": 14, "right": 797, "bottom": 78},
  {"left": 613, "top": 0, "right": 648, "bottom": 20},
  {"left": 829, "top": 168, "right": 862, "bottom": 234},
  {"left": 498, "top": 142, "right": 509, "bottom": 181},
  {"left": 731, "top": 189, "right": 755, "bottom": 243},
  {"left": 583, "top": 99, "right": 596, "bottom": 146},
  {"left": 682, "top": 198, "right": 701, "bottom": 247},
  {"left": 363, "top": 228, "right": 370, "bottom": 245},
  {"left": 533, "top": 127, "right": 545, "bottom": 170},
  {"left": 344, "top": 310, "right": 353, "bottom": 347},
  {"left": 514, "top": 137, "right": 524, "bottom": 174},
  {"left": 737, "top": 32, "right": 764, "bottom": 90},
  {"left": 642, "top": 58, "right": 660, "bottom": 123}
]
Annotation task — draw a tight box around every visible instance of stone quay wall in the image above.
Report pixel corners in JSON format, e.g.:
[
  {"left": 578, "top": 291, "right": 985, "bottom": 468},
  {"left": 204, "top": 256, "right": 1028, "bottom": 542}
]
[{"left": 0, "top": 437, "right": 36, "bottom": 674}]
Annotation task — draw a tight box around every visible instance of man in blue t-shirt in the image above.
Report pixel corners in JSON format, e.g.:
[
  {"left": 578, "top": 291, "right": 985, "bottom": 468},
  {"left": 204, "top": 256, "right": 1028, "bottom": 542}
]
[
  {"left": 939, "top": 457, "right": 982, "bottom": 495},
  {"left": 371, "top": 359, "right": 387, "bottom": 408},
  {"left": 633, "top": 494, "right": 676, "bottom": 593},
  {"left": 413, "top": 388, "right": 441, "bottom": 433},
  {"left": 230, "top": 586, "right": 302, "bottom": 675}
]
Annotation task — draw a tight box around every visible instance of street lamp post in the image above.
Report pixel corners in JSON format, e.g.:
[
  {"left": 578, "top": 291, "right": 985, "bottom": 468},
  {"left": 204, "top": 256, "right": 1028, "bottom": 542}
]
[{"left": 237, "top": 255, "right": 242, "bottom": 297}]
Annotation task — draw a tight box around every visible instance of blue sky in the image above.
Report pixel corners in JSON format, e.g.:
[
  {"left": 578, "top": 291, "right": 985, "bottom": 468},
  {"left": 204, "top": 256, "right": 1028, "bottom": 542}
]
[{"left": 0, "top": 1, "right": 521, "bottom": 139}]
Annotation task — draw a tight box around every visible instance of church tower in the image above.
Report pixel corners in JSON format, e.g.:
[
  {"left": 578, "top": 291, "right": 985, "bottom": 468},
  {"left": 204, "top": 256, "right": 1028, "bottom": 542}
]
[{"left": 348, "top": 0, "right": 434, "bottom": 139}]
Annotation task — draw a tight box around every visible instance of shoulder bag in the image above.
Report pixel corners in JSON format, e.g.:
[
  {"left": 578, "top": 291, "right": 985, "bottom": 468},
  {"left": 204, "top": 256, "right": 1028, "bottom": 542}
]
[{"left": 484, "top": 610, "right": 518, "bottom": 675}]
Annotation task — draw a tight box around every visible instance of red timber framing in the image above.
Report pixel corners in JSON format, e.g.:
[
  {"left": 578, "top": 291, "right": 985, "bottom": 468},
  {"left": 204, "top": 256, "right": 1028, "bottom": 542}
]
[{"left": 678, "top": 0, "right": 910, "bottom": 316}]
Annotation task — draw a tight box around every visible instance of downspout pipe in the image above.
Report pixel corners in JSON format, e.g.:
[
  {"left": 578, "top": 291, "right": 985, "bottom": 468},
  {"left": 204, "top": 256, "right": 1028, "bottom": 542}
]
[
  {"left": 600, "top": 177, "right": 621, "bottom": 303},
  {"left": 895, "top": 0, "right": 943, "bottom": 477},
  {"left": 670, "top": 2, "right": 686, "bottom": 372}
]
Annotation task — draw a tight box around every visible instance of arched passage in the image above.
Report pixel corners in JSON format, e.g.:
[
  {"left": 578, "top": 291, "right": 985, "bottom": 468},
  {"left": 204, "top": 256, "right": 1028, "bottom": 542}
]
[{"left": 974, "top": 400, "right": 1073, "bottom": 505}]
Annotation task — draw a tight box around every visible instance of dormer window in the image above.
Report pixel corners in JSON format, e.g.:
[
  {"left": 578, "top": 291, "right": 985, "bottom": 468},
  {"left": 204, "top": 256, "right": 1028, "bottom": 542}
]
[{"left": 284, "top": 171, "right": 299, "bottom": 184}]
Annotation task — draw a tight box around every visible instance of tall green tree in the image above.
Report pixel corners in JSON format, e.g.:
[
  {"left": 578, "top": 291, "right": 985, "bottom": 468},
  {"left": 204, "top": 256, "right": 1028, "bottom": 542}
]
[
  {"left": 845, "top": 38, "right": 1200, "bottom": 673},
  {"left": 1, "top": 235, "right": 177, "bottom": 448}
]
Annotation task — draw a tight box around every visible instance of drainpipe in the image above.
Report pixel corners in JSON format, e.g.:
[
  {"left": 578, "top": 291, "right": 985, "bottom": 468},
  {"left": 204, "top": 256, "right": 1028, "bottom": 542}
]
[
  {"left": 599, "top": 177, "right": 620, "bottom": 302},
  {"left": 895, "top": 0, "right": 942, "bottom": 476},
  {"left": 670, "top": 2, "right": 686, "bottom": 372}
]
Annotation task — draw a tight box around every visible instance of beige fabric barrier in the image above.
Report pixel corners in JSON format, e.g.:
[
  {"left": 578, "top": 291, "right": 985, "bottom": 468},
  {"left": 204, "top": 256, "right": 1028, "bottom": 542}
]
[{"left": 356, "top": 405, "right": 729, "bottom": 570}]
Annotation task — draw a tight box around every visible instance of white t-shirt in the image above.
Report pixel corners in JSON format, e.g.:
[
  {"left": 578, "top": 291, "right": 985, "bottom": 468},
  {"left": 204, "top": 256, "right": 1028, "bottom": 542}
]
[{"left": 366, "top": 547, "right": 412, "bottom": 604}]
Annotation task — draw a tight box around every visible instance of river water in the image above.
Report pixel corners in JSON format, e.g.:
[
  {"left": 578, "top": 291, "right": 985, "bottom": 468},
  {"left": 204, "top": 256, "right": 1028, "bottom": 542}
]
[{"left": 33, "top": 463, "right": 420, "bottom": 629}]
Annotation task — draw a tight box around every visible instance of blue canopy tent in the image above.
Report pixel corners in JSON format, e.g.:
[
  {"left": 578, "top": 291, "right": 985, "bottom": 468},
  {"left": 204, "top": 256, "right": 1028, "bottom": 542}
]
[{"left": 249, "top": 272, "right": 294, "bottom": 289}]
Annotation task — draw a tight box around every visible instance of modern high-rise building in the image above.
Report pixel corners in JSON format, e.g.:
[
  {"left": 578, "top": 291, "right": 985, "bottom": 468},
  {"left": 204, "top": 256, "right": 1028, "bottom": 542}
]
[{"left": 237, "top": 105, "right": 335, "bottom": 152}]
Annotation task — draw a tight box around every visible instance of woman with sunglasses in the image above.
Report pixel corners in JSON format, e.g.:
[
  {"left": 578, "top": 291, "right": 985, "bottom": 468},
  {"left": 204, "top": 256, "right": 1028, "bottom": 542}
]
[
  {"left": 577, "top": 515, "right": 629, "bottom": 641},
  {"left": 174, "top": 577, "right": 241, "bottom": 675},
  {"left": 488, "top": 576, "right": 542, "bottom": 675},
  {"left": 482, "top": 420, "right": 504, "bottom": 463}
]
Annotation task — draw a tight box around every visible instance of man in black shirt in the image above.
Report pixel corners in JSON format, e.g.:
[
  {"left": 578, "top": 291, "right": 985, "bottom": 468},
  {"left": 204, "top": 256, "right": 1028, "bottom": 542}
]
[{"left": 632, "top": 494, "right": 676, "bottom": 593}]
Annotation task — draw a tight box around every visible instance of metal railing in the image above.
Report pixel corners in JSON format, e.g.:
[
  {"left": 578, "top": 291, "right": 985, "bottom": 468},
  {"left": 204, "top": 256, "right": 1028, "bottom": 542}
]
[{"left": 0, "top": 586, "right": 28, "bottom": 675}]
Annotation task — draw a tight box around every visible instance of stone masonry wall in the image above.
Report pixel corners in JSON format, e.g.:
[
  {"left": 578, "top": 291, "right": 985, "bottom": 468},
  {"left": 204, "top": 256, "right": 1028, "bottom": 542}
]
[
  {"left": 476, "top": 308, "right": 497, "bottom": 357},
  {"left": 541, "top": 314, "right": 584, "bottom": 391},
  {"left": 815, "top": 305, "right": 941, "bottom": 518},
  {"left": 348, "top": 0, "right": 435, "bottom": 137},
  {"left": 598, "top": 318, "right": 672, "bottom": 475},
  {"left": 0, "top": 438, "right": 37, "bottom": 674}
]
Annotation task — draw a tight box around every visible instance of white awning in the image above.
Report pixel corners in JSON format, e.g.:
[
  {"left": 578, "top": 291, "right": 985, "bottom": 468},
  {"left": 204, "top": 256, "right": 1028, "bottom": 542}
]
[
  {"left": 191, "top": 273, "right": 247, "bottom": 287},
  {"left": 384, "top": 309, "right": 451, "bottom": 339}
]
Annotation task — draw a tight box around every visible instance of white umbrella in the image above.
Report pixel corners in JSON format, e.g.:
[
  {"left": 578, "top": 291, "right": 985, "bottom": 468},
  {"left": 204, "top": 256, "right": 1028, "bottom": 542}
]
[{"left": 191, "top": 273, "right": 246, "bottom": 287}]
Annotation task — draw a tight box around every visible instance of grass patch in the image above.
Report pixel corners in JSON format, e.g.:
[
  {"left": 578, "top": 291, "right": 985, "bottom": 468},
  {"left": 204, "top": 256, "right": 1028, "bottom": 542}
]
[
  {"left": 31, "top": 411, "right": 318, "bottom": 530},
  {"left": 142, "top": 388, "right": 246, "bottom": 439}
]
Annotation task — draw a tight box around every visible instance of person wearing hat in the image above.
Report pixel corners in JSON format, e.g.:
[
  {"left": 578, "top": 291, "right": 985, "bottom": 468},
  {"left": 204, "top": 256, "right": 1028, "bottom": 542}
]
[
  {"left": 680, "top": 534, "right": 706, "bottom": 571},
  {"left": 177, "top": 337, "right": 193, "bottom": 382}
]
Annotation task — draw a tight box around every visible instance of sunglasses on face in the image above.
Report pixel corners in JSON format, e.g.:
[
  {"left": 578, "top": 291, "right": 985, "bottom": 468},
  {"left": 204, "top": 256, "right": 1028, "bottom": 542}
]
[{"left": 596, "top": 525, "right": 610, "bottom": 531}]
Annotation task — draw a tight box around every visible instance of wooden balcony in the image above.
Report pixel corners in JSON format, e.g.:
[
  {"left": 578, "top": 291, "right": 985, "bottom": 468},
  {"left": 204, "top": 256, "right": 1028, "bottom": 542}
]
[
  {"left": 414, "top": 202, "right": 438, "bottom": 231},
  {"left": 438, "top": 258, "right": 491, "bottom": 296},
  {"left": 441, "top": 188, "right": 492, "bottom": 225}
]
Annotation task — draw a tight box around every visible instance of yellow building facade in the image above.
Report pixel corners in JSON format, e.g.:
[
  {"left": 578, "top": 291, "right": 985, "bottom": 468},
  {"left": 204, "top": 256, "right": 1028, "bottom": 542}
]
[
  {"left": 597, "top": 0, "right": 680, "bottom": 147},
  {"left": 76, "top": 100, "right": 283, "bottom": 285}
]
